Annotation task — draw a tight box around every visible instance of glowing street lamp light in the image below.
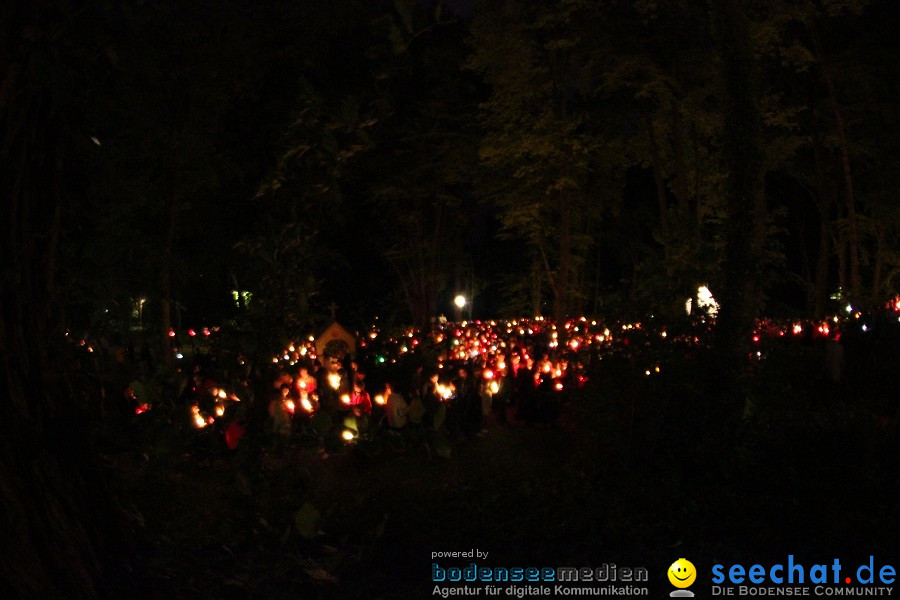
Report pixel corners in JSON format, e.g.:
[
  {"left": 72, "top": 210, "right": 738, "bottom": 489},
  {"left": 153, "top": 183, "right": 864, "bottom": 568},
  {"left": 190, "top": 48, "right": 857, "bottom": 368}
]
[{"left": 453, "top": 294, "right": 466, "bottom": 322}]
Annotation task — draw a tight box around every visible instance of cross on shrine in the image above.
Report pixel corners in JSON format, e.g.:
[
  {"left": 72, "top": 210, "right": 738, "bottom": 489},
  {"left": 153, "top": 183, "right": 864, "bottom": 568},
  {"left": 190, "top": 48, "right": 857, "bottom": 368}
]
[{"left": 328, "top": 302, "right": 339, "bottom": 321}]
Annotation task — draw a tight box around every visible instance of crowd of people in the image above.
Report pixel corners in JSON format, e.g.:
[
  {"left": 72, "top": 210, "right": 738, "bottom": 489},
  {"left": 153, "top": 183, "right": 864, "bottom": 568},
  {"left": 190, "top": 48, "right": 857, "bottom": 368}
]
[
  {"left": 265, "top": 342, "right": 588, "bottom": 448},
  {"left": 66, "top": 295, "right": 900, "bottom": 451}
]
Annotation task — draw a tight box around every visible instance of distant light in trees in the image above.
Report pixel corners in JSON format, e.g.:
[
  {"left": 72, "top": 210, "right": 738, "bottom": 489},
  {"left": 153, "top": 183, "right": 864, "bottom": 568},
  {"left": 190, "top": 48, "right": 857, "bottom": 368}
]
[
  {"left": 454, "top": 294, "right": 467, "bottom": 309},
  {"left": 686, "top": 285, "right": 719, "bottom": 317}
]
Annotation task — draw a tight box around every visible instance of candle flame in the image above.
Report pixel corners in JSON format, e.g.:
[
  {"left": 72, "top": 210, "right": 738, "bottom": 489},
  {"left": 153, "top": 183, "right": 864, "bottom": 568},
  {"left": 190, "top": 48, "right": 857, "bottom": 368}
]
[{"left": 328, "top": 373, "right": 341, "bottom": 390}]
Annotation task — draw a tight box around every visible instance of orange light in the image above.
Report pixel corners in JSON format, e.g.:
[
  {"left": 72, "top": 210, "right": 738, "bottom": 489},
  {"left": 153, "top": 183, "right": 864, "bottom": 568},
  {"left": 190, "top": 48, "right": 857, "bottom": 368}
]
[
  {"left": 328, "top": 373, "right": 341, "bottom": 390},
  {"left": 374, "top": 394, "right": 386, "bottom": 405},
  {"left": 192, "top": 406, "right": 206, "bottom": 428}
]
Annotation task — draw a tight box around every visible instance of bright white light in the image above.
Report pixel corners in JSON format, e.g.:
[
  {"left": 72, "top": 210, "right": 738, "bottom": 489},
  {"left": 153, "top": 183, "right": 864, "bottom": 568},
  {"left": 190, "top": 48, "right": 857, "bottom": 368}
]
[
  {"left": 687, "top": 285, "right": 719, "bottom": 317},
  {"left": 845, "top": 304, "right": 853, "bottom": 313},
  {"left": 454, "top": 295, "right": 467, "bottom": 309}
]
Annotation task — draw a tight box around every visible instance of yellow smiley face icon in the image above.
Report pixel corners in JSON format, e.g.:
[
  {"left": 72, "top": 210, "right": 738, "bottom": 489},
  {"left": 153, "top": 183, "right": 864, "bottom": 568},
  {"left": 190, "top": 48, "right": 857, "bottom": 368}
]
[{"left": 668, "top": 558, "right": 696, "bottom": 588}]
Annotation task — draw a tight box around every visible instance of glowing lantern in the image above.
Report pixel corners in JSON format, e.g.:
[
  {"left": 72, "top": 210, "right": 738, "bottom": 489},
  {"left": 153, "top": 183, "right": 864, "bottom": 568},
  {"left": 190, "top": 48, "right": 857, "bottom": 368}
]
[
  {"left": 341, "top": 430, "right": 356, "bottom": 441},
  {"left": 191, "top": 406, "right": 206, "bottom": 428},
  {"left": 327, "top": 373, "right": 341, "bottom": 390}
]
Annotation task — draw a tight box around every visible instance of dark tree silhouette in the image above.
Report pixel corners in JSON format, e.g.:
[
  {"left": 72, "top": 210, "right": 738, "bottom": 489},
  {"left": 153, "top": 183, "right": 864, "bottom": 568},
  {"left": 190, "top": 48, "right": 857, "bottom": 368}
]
[{"left": 1, "top": 4, "right": 131, "bottom": 597}]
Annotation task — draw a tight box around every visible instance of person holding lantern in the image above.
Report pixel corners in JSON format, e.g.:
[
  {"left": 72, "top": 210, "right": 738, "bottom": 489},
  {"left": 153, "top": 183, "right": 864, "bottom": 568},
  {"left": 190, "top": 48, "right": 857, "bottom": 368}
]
[{"left": 384, "top": 382, "right": 408, "bottom": 429}]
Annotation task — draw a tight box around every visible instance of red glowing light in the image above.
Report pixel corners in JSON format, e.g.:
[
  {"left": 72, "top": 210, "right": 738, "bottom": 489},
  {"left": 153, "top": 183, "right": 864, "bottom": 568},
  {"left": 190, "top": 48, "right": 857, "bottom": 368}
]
[
  {"left": 168, "top": 329, "right": 176, "bottom": 337},
  {"left": 187, "top": 329, "right": 196, "bottom": 337}
]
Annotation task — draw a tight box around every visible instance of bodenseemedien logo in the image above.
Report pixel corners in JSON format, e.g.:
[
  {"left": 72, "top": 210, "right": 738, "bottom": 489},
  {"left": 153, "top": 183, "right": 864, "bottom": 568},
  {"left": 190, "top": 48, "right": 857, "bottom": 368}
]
[{"left": 668, "top": 558, "right": 697, "bottom": 597}]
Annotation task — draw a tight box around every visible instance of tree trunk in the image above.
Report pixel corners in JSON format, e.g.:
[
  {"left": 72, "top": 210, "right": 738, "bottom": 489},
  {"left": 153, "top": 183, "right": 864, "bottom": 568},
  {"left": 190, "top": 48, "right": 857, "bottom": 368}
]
[
  {"left": 872, "top": 223, "right": 885, "bottom": 300},
  {"left": 810, "top": 110, "right": 832, "bottom": 318},
  {"left": 1, "top": 32, "right": 130, "bottom": 595},
  {"left": 645, "top": 113, "right": 670, "bottom": 269},
  {"left": 531, "top": 255, "right": 542, "bottom": 317},
  {"left": 555, "top": 192, "right": 572, "bottom": 321},
  {"left": 837, "top": 215, "right": 847, "bottom": 295},
  {"left": 668, "top": 98, "right": 691, "bottom": 215},
  {"left": 160, "top": 188, "right": 177, "bottom": 365},
  {"left": 814, "top": 217, "right": 830, "bottom": 319},
  {"left": 814, "top": 30, "right": 860, "bottom": 299},
  {"left": 710, "top": 0, "right": 766, "bottom": 373},
  {"left": 691, "top": 122, "right": 703, "bottom": 232}
]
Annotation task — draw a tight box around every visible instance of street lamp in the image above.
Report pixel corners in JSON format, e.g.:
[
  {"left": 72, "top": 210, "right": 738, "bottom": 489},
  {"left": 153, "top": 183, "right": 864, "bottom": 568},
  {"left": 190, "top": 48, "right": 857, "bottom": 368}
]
[{"left": 453, "top": 294, "right": 466, "bottom": 322}]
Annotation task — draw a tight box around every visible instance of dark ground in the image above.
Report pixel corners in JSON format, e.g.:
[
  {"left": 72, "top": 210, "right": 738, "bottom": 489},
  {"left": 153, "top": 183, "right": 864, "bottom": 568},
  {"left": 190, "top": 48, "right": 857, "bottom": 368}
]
[{"left": 107, "top": 348, "right": 900, "bottom": 599}]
